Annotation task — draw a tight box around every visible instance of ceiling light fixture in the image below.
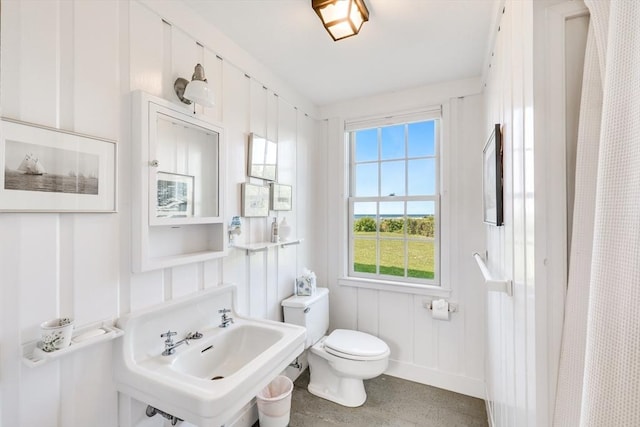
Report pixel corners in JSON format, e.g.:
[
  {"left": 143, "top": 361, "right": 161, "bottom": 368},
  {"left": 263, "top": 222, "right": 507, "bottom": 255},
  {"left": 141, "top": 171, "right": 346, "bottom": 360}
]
[
  {"left": 174, "top": 64, "right": 215, "bottom": 112},
  {"left": 312, "top": 0, "right": 369, "bottom": 41}
]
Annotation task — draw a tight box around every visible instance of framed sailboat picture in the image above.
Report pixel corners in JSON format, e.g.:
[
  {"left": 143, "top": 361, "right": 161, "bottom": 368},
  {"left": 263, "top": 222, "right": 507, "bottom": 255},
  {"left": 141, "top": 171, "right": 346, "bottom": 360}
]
[{"left": 0, "top": 118, "right": 117, "bottom": 212}]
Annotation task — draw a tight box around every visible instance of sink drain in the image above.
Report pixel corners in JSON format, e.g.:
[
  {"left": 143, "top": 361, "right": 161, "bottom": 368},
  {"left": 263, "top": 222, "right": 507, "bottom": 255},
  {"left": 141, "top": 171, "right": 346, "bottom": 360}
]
[{"left": 211, "top": 375, "right": 224, "bottom": 381}]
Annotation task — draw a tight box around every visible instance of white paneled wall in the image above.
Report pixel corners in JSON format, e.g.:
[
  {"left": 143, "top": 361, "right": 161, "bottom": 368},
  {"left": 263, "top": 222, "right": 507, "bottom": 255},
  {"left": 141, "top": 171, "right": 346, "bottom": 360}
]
[
  {"left": 1, "top": 2, "right": 122, "bottom": 427},
  {"left": 483, "top": 1, "right": 535, "bottom": 425},
  {"left": 0, "top": 1, "right": 317, "bottom": 426},
  {"left": 125, "top": 2, "right": 320, "bottom": 318},
  {"left": 482, "top": 1, "right": 582, "bottom": 426},
  {"left": 320, "top": 90, "right": 487, "bottom": 398}
]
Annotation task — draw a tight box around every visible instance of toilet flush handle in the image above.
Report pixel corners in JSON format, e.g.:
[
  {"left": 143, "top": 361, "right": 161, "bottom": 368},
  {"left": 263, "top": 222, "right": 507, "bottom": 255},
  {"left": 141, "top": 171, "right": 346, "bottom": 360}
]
[{"left": 304, "top": 307, "right": 311, "bottom": 313}]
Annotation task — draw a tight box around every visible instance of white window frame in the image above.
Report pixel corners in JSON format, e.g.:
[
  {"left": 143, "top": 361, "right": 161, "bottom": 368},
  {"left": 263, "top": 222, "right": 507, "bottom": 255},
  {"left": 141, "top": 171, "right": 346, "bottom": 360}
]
[{"left": 344, "top": 109, "right": 442, "bottom": 289}]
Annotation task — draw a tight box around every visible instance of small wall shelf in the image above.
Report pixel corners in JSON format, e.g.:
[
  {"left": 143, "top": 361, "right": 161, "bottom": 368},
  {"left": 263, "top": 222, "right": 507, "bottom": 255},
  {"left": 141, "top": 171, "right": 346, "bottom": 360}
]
[
  {"left": 22, "top": 322, "right": 124, "bottom": 368},
  {"left": 233, "top": 238, "right": 303, "bottom": 255},
  {"left": 473, "top": 252, "right": 513, "bottom": 296}
]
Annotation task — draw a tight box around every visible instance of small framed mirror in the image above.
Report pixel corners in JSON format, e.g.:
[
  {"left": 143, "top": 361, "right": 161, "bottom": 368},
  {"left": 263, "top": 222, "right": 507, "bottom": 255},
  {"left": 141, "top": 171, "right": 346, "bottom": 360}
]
[{"left": 248, "top": 133, "right": 277, "bottom": 181}]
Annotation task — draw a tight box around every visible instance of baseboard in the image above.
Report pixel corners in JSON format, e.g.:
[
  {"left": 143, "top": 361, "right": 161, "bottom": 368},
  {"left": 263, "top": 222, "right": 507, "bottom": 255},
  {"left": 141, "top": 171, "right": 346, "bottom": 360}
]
[
  {"left": 384, "top": 359, "right": 486, "bottom": 399},
  {"left": 485, "top": 385, "right": 496, "bottom": 426}
]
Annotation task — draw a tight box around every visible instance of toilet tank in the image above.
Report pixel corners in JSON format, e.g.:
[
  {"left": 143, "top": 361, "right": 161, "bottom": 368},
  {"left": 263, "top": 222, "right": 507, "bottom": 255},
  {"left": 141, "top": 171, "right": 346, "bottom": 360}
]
[{"left": 281, "top": 287, "right": 329, "bottom": 348}]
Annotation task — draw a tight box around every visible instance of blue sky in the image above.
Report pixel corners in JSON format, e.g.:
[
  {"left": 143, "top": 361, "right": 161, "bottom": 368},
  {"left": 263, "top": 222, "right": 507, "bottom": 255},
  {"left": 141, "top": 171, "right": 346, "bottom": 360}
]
[{"left": 353, "top": 121, "right": 436, "bottom": 216}]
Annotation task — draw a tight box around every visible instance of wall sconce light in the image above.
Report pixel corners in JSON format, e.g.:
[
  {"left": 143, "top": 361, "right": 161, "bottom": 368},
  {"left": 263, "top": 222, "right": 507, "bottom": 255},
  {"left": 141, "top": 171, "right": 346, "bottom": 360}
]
[
  {"left": 174, "top": 64, "right": 215, "bottom": 110},
  {"left": 312, "top": 0, "right": 369, "bottom": 41}
]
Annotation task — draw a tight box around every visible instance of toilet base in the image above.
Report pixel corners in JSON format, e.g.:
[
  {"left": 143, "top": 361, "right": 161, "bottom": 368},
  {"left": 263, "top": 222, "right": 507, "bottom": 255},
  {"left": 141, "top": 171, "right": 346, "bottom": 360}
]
[
  {"left": 305, "top": 333, "right": 390, "bottom": 408},
  {"left": 308, "top": 376, "right": 366, "bottom": 407},
  {"left": 307, "top": 347, "right": 374, "bottom": 407}
]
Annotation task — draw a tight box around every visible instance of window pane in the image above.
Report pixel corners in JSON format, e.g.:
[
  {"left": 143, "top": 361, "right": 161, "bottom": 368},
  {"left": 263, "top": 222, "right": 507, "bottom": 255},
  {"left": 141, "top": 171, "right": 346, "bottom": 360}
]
[
  {"left": 408, "top": 240, "right": 435, "bottom": 279},
  {"left": 381, "top": 125, "right": 405, "bottom": 160},
  {"left": 408, "top": 121, "right": 435, "bottom": 157},
  {"left": 379, "top": 201, "right": 404, "bottom": 236},
  {"left": 408, "top": 158, "right": 435, "bottom": 195},
  {"left": 354, "top": 238, "right": 377, "bottom": 274},
  {"left": 353, "top": 201, "right": 377, "bottom": 217},
  {"left": 354, "top": 163, "right": 378, "bottom": 196},
  {"left": 353, "top": 202, "right": 378, "bottom": 233},
  {"left": 381, "top": 161, "right": 405, "bottom": 196},
  {"left": 379, "top": 201, "right": 404, "bottom": 217},
  {"left": 407, "top": 201, "right": 435, "bottom": 237},
  {"left": 380, "top": 239, "right": 405, "bottom": 277},
  {"left": 354, "top": 128, "right": 378, "bottom": 162}
]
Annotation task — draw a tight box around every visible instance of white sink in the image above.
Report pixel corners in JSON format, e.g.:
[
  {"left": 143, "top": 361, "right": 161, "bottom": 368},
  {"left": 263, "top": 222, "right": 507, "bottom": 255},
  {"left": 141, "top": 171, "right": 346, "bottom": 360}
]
[
  {"left": 114, "top": 284, "right": 306, "bottom": 427},
  {"left": 172, "top": 324, "right": 283, "bottom": 380}
]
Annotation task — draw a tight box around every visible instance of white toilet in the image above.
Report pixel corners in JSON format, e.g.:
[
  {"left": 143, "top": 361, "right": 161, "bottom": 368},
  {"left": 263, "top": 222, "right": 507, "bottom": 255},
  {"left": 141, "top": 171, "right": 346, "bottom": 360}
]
[{"left": 282, "top": 288, "right": 390, "bottom": 407}]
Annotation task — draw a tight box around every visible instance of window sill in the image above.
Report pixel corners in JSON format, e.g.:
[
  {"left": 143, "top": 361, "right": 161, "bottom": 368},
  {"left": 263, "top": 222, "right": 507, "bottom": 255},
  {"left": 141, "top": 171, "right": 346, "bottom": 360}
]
[{"left": 338, "top": 277, "right": 452, "bottom": 297}]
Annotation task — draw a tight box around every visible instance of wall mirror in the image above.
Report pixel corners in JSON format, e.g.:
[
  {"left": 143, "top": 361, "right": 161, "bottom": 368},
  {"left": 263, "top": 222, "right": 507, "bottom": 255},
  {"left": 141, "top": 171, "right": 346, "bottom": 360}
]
[
  {"left": 151, "top": 112, "right": 219, "bottom": 223},
  {"left": 248, "top": 133, "right": 277, "bottom": 181},
  {"left": 147, "top": 103, "right": 222, "bottom": 226}
]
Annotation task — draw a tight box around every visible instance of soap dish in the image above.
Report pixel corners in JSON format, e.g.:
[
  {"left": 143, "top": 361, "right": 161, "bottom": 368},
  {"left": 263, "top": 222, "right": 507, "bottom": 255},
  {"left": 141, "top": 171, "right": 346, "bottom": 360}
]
[{"left": 72, "top": 328, "right": 106, "bottom": 343}]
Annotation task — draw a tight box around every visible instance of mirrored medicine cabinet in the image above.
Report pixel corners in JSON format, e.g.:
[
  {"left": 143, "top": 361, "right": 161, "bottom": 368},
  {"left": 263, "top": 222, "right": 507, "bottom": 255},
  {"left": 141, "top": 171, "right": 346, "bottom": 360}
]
[{"left": 131, "top": 91, "right": 226, "bottom": 272}]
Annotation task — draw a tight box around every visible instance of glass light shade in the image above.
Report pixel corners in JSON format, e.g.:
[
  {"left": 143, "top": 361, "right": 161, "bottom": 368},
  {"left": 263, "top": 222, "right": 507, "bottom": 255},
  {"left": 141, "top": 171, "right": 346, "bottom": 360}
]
[
  {"left": 318, "top": 1, "right": 349, "bottom": 23},
  {"left": 327, "top": 22, "right": 356, "bottom": 41},
  {"left": 313, "top": 0, "right": 369, "bottom": 41},
  {"left": 183, "top": 80, "right": 215, "bottom": 107}
]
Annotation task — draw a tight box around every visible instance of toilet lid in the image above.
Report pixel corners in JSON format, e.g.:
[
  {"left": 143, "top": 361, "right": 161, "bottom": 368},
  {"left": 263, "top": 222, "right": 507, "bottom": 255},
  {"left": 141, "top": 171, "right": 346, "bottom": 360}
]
[{"left": 324, "top": 329, "right": 389, "bottom": 360}]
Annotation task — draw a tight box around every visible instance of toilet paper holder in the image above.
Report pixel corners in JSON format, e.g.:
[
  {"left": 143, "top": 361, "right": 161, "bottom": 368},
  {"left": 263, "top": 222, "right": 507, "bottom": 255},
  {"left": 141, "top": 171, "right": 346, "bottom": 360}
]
[{"left": 423, "top": 299, "right": 458, "bottom": 313}]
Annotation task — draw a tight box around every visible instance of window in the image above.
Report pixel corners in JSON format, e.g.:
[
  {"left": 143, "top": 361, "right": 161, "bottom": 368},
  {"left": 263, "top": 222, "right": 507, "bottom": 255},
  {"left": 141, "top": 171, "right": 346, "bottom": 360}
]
[{"left": 347, "top": 112, "right": 440, "bottom": 286}]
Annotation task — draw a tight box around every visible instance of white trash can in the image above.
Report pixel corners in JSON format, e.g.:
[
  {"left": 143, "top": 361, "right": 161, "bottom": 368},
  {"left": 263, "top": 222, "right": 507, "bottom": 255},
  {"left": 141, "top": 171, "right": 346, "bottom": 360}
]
[{"left": 256, "top": 375, "right": 294, "bottom": 427}]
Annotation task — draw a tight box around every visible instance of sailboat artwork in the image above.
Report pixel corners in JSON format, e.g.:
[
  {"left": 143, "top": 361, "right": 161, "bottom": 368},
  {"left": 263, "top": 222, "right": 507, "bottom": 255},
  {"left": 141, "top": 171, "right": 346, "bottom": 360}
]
[
  {"left": 16, "top": 153, "right": 46, "bottom": 175},
  {"left": 0, "top": 118, "right": 116, "bottom": 212},
  {"left": 4, "top": 140, "right": 99, "bottom": 195}
]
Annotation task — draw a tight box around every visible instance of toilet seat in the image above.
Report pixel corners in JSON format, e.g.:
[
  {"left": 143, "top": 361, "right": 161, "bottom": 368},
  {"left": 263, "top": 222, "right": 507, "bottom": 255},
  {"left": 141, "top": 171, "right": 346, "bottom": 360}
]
[{"left": 323, "top": 329, "right": 389, "bottom": 361}]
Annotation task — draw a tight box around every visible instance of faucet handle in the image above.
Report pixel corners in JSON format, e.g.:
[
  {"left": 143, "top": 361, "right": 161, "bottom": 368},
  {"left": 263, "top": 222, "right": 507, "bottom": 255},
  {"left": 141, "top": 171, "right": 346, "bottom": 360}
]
[
  {"left": 186, "top": 331, "right": 203, "bottom": 340},
  {"left": 218, "top": 308, "right": 231, "bottom": 314},
  {"left": 160, "top": 330, "right": 177, "bottom": 341}
]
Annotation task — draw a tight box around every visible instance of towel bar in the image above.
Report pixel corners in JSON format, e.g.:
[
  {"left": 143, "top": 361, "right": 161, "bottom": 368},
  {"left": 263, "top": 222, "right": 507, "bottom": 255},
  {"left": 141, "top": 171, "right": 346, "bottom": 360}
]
[
  {"left": 473, "top": 252, "right": 513, "bottom": 296},
  {"left": 280, "top": 240, "right": 301, "bottom": 248}
]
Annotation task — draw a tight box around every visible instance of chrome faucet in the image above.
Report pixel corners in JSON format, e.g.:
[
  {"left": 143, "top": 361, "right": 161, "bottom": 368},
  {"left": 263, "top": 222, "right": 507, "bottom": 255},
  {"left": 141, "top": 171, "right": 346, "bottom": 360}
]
[
  {"left": 160, "top": 330, "right": 193, "bottom": 356},
  {"left": 218, "top": 308, "right": 234, "bottom": 328}
]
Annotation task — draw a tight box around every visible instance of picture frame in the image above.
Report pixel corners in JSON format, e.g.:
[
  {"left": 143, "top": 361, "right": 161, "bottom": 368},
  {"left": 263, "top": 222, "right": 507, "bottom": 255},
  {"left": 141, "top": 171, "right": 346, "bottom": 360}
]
[
  {"left": 270, "top": 183, "right": 292, "bottom": 211},
  {"left": 0, "top": 118, "right": 117, "bottom": 212},
  {"left": 482, "top": 124, "right": 503, "bottom": 226},
  {"left": 241, "top": 182, "right": 270, "bottom": 217},
  {"left": 155, "top": 172, "right": 194, "bottom": 218},
  {"left": 247, "top": 133, "right": 277, "bottom": 181}
]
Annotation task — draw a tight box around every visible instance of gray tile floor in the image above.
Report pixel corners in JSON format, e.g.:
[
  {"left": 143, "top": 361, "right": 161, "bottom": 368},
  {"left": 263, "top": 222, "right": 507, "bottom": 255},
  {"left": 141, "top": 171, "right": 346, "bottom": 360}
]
[{"left": 256, "top": 369, "right": 489, "bottom": 426}]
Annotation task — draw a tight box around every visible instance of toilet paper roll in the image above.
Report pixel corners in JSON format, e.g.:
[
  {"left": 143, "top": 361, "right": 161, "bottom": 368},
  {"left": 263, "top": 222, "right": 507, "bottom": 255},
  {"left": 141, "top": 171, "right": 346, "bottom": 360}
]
[{"left": 432, "top": 299, "right": 449, "bottom": 321}]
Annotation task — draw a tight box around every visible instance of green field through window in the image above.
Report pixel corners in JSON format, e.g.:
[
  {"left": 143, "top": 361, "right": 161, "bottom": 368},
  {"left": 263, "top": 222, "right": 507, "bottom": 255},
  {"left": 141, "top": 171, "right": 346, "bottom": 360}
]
[{"left": 353, "top": 232, "right": 435, "bottom": 279}]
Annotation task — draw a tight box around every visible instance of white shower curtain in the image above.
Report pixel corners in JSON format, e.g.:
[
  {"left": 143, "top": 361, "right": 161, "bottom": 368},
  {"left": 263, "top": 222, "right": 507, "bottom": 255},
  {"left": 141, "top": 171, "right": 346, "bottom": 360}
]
[{"left": 554, "top": 0, "right": 640, "bottom": 426}]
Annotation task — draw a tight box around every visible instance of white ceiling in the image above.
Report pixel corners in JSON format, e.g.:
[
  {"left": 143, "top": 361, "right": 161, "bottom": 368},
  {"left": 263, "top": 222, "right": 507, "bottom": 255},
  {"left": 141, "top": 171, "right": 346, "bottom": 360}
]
[{"left": 182, "top": 0, "right": 500, "bottom": 107}]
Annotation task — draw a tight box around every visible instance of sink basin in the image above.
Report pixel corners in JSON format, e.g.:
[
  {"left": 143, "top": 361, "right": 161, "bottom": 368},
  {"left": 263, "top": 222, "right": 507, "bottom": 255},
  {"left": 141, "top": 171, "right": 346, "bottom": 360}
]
[
  {"left": 172, "top": 324, "right": 283, "bottom": 380},
  {"left": 114, "top": 284, "right": 306, "bottom": 427}
]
